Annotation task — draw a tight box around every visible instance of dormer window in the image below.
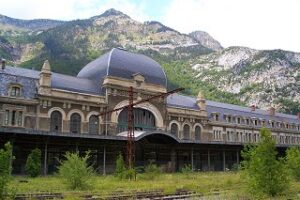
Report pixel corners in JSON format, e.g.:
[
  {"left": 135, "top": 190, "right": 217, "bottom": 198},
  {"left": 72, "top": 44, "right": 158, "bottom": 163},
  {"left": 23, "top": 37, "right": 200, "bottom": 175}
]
[
  {"left": 215, "top": 114, "right": 219, "bottom": 121},
  {"left": 9, "top": 84, "right": 22, "bottom": 97},
  {"left": 227, "top": 116, "right": 232, "bottom": 123},
  {"left": 246, "top": 118, "right": 250, "bottom": 125},
  {"left": 237, "top": 117, "right": 241, "bottom": 124}
]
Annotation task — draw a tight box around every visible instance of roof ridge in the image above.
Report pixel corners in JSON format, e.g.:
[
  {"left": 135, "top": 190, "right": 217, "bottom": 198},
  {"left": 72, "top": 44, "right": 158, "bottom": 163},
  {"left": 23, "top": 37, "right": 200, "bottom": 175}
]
[{"left": 106, "top": 48, "right": 115, "bottom": 76}]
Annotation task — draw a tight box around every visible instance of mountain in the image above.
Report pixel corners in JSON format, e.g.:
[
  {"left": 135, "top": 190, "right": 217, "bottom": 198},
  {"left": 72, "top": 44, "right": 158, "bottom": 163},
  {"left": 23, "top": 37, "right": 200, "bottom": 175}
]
[
  {"left": 189, "top": 31, "right": 223, "bottom": 51},
  {"left": 0, "top": 9, "right": 299, "bottom": 114},
  {"left": 0, "top": 14, "right": 64, "bottom": 31},
  {"left": 191, "top": 47, "right": 300, "bottom": 113}
]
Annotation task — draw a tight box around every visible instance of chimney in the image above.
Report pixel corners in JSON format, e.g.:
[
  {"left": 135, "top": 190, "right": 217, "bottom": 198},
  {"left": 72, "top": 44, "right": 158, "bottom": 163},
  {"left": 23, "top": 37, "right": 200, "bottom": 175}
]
[
  {"left": 250, "top": 105, "right": 256, "bottom": 111},
  {"left": 269, "top": 107, "right": 275, "bottom": 116},
  {"left": 1, "top": 59, "right": 5, "bottom": 70},
  {"left": 196, "top": 91, "right": 206, "bottom": 111},
  {"left": 297, "top": 112, "right": 300, "bottom": 119}
]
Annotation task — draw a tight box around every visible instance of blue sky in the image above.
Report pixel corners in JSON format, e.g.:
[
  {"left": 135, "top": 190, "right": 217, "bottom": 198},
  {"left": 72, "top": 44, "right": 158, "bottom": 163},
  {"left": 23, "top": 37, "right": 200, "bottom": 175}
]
[{"left": 1, "top": 0, "right": 300, "bottom": 52}]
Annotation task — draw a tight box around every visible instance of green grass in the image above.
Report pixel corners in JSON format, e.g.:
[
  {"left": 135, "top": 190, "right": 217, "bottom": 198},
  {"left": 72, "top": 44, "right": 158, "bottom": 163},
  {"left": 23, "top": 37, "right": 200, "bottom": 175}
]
[{"left": 9, "top": 172, "right": 300, "bottom": 199}]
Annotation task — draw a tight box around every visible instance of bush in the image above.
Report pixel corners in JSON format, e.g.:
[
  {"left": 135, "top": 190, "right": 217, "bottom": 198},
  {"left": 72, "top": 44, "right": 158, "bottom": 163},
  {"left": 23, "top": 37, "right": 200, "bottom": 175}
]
[
  {"left": 115, "top": 153, "right": 136, "bottom": 180},
  {"left": 286, "top": 146, "right": 300, "bottom": 181},
  {"left": 143, "top": 161, "right": 161, "bottom": 180},
  {"left": 25, "top": 148, "right": 41, "bottom": 177},
  {"left": 115, "top": 153, "right": 126, "bottom": 179},
  {"left": 241, "top": 128, "right": 289, "bottom": 197},
  {"left": 0, "top": 142, "right": 13, "bottom": 200},
  {"left": 58, "top": 151, "right": 94, "bottom": 190},
  {"left": 181, "top": 164, "right": 193, "bottom": 174}
]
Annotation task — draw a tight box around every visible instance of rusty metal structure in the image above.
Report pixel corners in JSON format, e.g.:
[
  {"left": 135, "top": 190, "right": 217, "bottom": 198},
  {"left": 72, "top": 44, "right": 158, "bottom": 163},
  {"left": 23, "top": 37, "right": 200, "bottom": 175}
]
[{"left": 99, "top": 87, "right": 184, "bottom": 168}]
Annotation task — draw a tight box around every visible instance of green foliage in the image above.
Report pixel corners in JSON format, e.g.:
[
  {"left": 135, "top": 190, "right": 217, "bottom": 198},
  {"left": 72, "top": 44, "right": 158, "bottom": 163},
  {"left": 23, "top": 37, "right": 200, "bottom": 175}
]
[
  {"left": 274, "top": 97, "right": 300, "bottom": 115},
  {"left": 286, "top": 146, "right": 300, "bottom": 181},
  {"left": 142, "top": 161, "right": 161, "bottom": 180},
  {"left": 114, "top": 153, "right": 136, "bottom": 180},
  {"left": 241, "top": 128, "right": 289, "bottom": 197},
  {"left": 123, "top": 168, "right": 136, "bottom": 180},
  {"left": 25, "top": 148, "right": 41, "bottom": 178},
  {"left": 0, "top": 142, "right": 13, "bottom": 200},
  {"left": 181, "top": 164, "right": 193, "bottom": 174},
  {"left": 115, "top": 153, "right": 126, "bottom": 179},
  {"left": 58, "top": 151, "right": 94, "bottom": 190}
]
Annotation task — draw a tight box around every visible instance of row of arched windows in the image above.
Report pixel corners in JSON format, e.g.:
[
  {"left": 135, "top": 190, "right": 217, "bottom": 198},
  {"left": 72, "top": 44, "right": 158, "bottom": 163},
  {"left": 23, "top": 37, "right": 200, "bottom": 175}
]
[
  {"left": 50, "top": 111, "right": 99, "bottom": 134},
  {"left": 170, "top": 122, "right": 202, "bottom": 140}
]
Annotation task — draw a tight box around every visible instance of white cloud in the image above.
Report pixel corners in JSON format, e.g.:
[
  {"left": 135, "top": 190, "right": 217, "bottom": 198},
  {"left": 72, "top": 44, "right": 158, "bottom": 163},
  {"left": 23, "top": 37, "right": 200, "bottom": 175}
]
[
  {"left": 161, "top": 0, "right": 300, "bottom": 52},
  {"left": 0, "top": 0, "right": 149, "bottom": 22}
]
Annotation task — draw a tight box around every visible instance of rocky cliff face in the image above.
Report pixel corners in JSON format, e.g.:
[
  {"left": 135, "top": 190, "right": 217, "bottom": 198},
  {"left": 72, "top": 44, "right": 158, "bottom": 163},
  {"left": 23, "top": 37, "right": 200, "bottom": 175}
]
[
  {"left": 189, "top": 31, "right": 223, "bottom": 51},
  {"left": 191, "top": 47, "right": 300, "bottom": 112}
]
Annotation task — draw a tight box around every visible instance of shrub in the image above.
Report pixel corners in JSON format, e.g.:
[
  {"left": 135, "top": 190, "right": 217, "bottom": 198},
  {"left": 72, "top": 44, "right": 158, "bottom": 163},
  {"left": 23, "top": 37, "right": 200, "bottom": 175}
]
[
  {"left": 181, "top": 164, "right": 193, "bottom": 174},
  {"left": 25, "top": 148, "right": 41, "bottom": 177},
  {"left": 241, "top": 128, "right": 289, "bottom": 197},
  {"left": 143, "top": 161, "right": 161, "bottom": 180},
  {"left": 58, "top": 151, "right": 94, "bottom": 190},
  {"left": 123, "top": 168, "right": 136, "bottom": 180},
  {"left": 0, "top": 142, "right": 13, "bottom": 200},
  {"left": 115, "top": 153, "right": 136, "bottom": 180},
  {"left": 286, "top": 146, "right": 300, "bottom": 181},
  {"left": 115, "top": 153, "right": 126, "bottom": 179}
]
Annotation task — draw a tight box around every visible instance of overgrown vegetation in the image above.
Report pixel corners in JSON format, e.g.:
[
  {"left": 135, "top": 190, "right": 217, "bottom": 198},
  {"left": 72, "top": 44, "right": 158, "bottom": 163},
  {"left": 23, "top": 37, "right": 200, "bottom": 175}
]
[
  {"left": 25, "top": 148, "right": 41, "bottom": 178},
  {"left": 142, "top": 161, "right": 161, "bottom": 180},
  {"left": 241, "top": 128, "right": 289, "bottom": 197},
  {"left": 114, "top": 153, "right": 135, "bottom": 180},
  {"left": 0, "top": 142, "right": 14, "bottom": 200},
  {"left": 58, "top": 152, "right": 94, "bottom": 190},
  {"left": 286, "top": 146, "right": 300, "bottom": 181}
]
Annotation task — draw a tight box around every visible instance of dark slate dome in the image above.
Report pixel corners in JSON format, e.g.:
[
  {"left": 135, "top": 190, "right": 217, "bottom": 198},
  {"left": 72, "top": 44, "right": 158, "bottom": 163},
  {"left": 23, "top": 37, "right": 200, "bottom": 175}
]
[{"left": 77, "top": 48, "right": 167, "bottom": 87}]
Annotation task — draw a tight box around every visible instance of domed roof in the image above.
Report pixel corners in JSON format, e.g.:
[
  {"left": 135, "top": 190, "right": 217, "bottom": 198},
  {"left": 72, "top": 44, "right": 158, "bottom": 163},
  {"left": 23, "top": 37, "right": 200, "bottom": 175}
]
[{"left": 77, "top": 48, "right": 167, "bottom": 87}]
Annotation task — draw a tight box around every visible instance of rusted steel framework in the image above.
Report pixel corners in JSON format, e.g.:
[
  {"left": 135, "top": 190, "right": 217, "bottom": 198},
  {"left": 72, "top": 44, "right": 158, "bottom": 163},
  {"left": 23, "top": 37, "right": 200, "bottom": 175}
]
[
  {"left": 99, "top": 87, "right": 184, "bottom": 168},
  {"left": 127, "top": 86, "right": 134, "bottom": 168}
]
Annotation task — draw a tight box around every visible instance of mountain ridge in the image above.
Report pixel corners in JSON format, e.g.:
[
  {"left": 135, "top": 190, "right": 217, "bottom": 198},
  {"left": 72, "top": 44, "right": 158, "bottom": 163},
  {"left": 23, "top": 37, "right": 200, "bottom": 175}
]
[{"left": 0, "top": 8, "right": 299, "bottom": 114}]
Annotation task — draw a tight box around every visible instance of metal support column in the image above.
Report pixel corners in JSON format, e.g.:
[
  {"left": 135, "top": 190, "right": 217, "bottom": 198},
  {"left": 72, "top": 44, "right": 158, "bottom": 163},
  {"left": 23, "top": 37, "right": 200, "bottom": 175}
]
[
  {"left": 75, "top": 143, "right": 79, "bottom": 153},
  {"left": 223, "top": 150, "right": 226, "bottom": 171},
  {"left": 103, "top": 146, "right": 106, "bottom": 175},
  {"left": 191, "top": 147, "right": 194, "bottom": 171},
  {"left": 208, "top": 149, "right": 211, "bottom": 171},
  {"left": 44, "top": 142, "right": 48, "bottom": 175}
]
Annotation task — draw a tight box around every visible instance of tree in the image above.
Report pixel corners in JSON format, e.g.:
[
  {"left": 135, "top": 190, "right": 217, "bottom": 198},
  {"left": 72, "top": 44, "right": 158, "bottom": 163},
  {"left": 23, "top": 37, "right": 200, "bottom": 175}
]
[
  {"left": 286, "top": 146, "right": 300, "bottom": 181},
  {"left": 241, "top": 128, "right": 289, "bottom": 196},
  {"left": 25, "top": 148, "right": 41, "bottom": 177},
  {"left": 58, "top": 152, "right": 94, "bottom": 190},
  {"left": 0, "top": 142, "right": 13, "bottom": 200}
]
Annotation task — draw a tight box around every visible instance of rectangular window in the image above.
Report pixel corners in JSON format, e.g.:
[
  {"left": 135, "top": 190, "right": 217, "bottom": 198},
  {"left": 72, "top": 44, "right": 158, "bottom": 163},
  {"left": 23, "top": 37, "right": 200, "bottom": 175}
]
[
  {"left": 11, "top": 110, "right": 16, "bottom": 126},
  {"left": 4, "top": 110, "right": 9, "bottom": 125},
  {"left": 17, "top": 111, "right": 23, "bottom": 126}
]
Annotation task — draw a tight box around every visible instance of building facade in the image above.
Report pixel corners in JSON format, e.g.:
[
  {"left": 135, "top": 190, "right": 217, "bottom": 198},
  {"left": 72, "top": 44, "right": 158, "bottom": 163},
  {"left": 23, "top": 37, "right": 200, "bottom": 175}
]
[{"left": 0, "top": 48, "right": 299, "bottom": 174}]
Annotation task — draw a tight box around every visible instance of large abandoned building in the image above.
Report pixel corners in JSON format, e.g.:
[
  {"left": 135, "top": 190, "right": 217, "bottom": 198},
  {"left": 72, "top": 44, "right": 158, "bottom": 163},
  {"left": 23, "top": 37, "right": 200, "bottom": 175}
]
[{"left": 0, "top": 48, "right": 299, "bottom": 174}]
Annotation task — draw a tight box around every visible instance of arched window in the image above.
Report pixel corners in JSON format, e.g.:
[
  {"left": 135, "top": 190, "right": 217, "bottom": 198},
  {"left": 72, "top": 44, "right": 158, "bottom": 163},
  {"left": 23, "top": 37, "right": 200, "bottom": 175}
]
[
  {"left": 118, "top": 108, "right": 155, "bottom": 132},
  {"left": 50, "top": 111, "right": 62, "bottom": 132},
  {"left": 170, "top": 123, "right": 179, "bottom": 137},
  {"left": 183, "top": 124, "right": 190, "bottom": 139},
  {"left": 195, "top": 125, "right": 201, "bottom": 140},
  {"left": 89, "top": 115, "right": 99, "bottom": 134},
  {"left": 70, "top": 113, "right": 81, "bottom": 134}
]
